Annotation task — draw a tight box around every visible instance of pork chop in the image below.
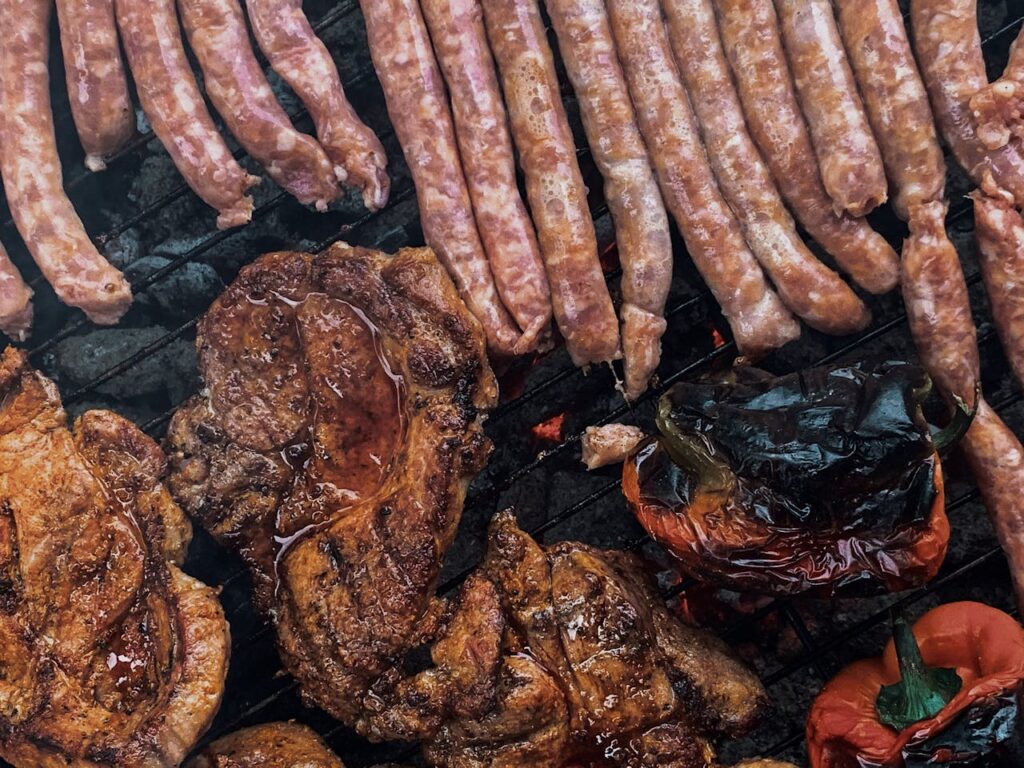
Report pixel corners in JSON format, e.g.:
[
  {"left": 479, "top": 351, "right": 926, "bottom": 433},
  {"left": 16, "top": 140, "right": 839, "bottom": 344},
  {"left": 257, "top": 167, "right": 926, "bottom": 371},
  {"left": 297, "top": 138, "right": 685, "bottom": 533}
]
[
  {"left": 0, "top": 347, "right": 229, "bottom": 767},
  {"left": 165, "top": 243, "right": 498, "bottom": 731}
]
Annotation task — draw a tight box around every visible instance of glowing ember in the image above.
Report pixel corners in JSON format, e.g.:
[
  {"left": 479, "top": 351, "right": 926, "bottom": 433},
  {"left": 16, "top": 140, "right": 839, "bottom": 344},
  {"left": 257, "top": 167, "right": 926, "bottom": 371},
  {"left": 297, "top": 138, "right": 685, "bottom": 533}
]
[
  {"left": 532, "top": 412, "right": 567, "bottom": 443},
  {"left": 711, "top": 327, "right": 727, "bottom": 349}
]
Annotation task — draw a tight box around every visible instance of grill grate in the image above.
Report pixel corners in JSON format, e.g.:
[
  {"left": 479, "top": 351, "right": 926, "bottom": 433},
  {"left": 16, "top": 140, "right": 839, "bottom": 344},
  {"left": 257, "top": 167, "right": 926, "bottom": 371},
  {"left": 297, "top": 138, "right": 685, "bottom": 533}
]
[{"left": 4, "top": 1, "right": 1024, "bottom": 765}]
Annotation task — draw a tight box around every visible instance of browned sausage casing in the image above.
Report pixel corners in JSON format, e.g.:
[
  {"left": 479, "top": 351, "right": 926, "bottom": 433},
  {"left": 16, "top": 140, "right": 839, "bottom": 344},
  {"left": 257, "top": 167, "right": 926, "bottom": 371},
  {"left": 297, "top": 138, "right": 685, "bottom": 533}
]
[
  {"left": 244, "top": 0, "right": 390, "bottom": 211},
  {"left": 545, "top": 0, "right": 672, "bottom": 398},
  {"left": 0, "top": 245, "right": 32, "bottom": 341},
  {"left": 714, "top": 0, "right": 899, "bottom": 295},
  {"left": 480, "top": 0, "right": 620, "bottom": 366},
  {"left": 359, "top": 0, "right": 521, "bottom": 358},
  {"left": 177, "top": 0, "right": 339, "bottom": 210},
  {"left": 834, "top": 0, "right": 946, "bottom": 221},
  {"left": 0, "top": 0, "right": 132, "bottom": 325},
  {"left": 969, "top": 27, "right": 1024, "bottom": 149},
  {"left": 606, "top": 0, "right": 799, "bottom": 361},
  {"left": 116, "top": 0, "right": 258, "bottom": 229},
  {"left": 774, "top": 0, "right": 889, "bottom": 216},
  {"left": 911, "top": 0, "right": 1024, "bottom": 206},
  {"left": 902, "top": 201, "right": 1024, "bottom": 611},
  {"left": 662, "top": 0, "right": 871, "bottom": 336},
  {"left": 419, "top": 0, "right": 552, "bottom": 355},
  {"left": 55, "top": 0, "right": 135, "bottom": 171},
  {"left": 971, "top": 181, "right": 1024, "bottom": 392}
]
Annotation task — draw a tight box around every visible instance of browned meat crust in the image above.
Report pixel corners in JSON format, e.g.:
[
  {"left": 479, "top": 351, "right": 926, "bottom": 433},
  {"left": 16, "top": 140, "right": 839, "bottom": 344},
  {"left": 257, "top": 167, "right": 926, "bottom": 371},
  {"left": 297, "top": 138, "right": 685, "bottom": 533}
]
[
  {"left": 0, "top": 347, "right": 229, "bottom": 768},
  {"left": 165, "top": 242, "right": 498, "bottom": 731},
  {"left": 187, "top": 723, "right": 346, "bottom": 768}
]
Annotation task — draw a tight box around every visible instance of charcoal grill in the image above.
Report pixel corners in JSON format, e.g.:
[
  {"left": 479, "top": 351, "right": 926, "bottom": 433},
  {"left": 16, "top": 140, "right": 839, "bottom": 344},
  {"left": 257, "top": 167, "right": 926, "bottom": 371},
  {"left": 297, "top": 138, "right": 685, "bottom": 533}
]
[{"left": 5, "top": 0, "right": 1024, "bottom": 765}]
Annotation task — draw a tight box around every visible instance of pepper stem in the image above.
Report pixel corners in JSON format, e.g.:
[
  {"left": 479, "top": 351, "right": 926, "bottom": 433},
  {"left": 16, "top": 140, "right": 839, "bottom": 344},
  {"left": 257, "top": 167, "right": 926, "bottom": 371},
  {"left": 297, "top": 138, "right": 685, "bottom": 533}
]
[
  {"left": 875, "top": 615, "right": 963, "bottom": 731},
  {"left": 930, "top": 390, "right": 978, "bottom": 454}
]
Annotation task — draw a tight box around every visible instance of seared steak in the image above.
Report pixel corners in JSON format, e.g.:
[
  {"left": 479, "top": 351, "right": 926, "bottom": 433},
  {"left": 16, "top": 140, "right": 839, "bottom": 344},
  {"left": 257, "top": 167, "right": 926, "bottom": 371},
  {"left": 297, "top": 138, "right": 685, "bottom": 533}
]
[
  {"left": 166, "top": 243, "right": 497, "bottom": 731},
  {"left": 187, "top": 723, "right": 346, "bottom": 768},
  {"left": 0, "top": 348, "right": 229, "bottom": 767}
]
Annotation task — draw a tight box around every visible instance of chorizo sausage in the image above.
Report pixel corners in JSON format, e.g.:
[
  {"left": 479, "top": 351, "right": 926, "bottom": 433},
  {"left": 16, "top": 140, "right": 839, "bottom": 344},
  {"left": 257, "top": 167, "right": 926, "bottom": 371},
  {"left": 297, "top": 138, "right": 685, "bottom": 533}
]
[
  {"left": 606, "top": 0, "right": 800, "bottom": 361},
  {"left": 662, "top": 0, "right": 871, "bottom": 336},
  {"left": 969, "top": 27, "right": 1024, "bottom": 149},
  {"left": 902, "top": 200, "right": 1024, "bottom": 611},
  {"left": 910, "top": 0, "right": 1024, "bottom": 206},
  {"left": 177, "top": 0, "right": 339, "bottom": 211},
  {"left": 480, "top": 0, "right": 620, "bottom": 366},
  {"left": 115, "top": 0, "right": 258, "bottom": 229},
  {"left": 774, "top": 0, "right": 889, "bottom": 217},
  {"left": 0, "top": 0, "right": 132, "bottom": 325},
  {"left": 358, "top": 0, "right": 522, "bottom": 358},
  {"left": 971, "top": 180, "right": 1024, "bottom": 391},
  {"left": 244, "top": 0, "right": 389, "bottom": 211},
  {"left": 545, "top": 0, "right": 671, "bottom": 398},
  {"left": 0, "top": 245, "right": 32, "bottom": 341},
  {"left": 419, "top": 0, "right": 552, "bottom": 354},
  {"left": 714, "top": 0, "right": 899, "bottom": 295},
  {"left": 54, "top": 0, "right": 135, "bottom": 171},
  {"left": 834, "top": 0, "right": 947, "bottom": 221}
]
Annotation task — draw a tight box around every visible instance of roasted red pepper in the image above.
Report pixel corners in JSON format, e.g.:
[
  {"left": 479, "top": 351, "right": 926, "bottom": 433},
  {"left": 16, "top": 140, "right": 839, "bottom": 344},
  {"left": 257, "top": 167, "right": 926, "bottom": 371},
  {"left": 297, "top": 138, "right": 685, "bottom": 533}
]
[
  {"left": 623, "top": 363, "right": 969, "bottom": 597},
  {"left": 807, "top": 602, "right": 1024, "bottom": 767}
]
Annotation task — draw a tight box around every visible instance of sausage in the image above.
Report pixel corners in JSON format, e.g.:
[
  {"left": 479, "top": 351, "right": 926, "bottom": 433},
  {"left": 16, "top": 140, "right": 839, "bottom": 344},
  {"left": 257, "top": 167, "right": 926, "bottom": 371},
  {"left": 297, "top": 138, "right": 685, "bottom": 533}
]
[
  {"left": 544, "top": 0, "right": 672, "bottom": 398},
  {"left": 177, "top": 0, "right": 339, "bottom": 210},
  {"left": 834, "top": 0, "right": 947, "bottom": 221},
  {"left": 54, "top": 0, "right": 135, "bottom": 171},
  {"left": 419, "top": 0, "right": 552, "bottom": 355},
  {"left": 910, "top": 0, "right": 1024, "bottom": 206},
  {"left": 606, "top": 0, "right": 800, "bottom": 360},
  {"left": 0, "top": 245, "right": 32, "bottom": 341},
  {"left": 480, "top": 0, "right": 620, "bottom": 366},
  {"left": 358, "top": 0, "right": 522, "bottom": 358},
  {"left": 971, "top": 180, "right": 1024, "bottom": 391},
  {"left": 714, "top": 0, "right": 899, "bottom": 295},
  {"left": 902, "top": 200, "right": 1024, "bottom": 611},
  {"left": 662, "top": 0, "right": 871, "bottom": 336},
  {"left": 115, "top": 0, "right": 259, "bottom": 229},
  {"left": 0, "top": 0, "right": 132, "bottom": 325},
  {"left": 244, "top": 0, "right": 389, "bottom": 211},
  {"left": 969, "top": 27, "right": 1024, "bottom": 149}
]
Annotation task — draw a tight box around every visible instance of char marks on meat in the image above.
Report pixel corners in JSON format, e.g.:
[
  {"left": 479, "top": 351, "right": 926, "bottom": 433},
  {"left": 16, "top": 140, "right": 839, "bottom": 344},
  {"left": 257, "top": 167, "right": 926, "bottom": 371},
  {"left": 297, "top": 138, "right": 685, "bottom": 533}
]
[
  {"left": 0, "top": 347, "right": 229, "bottom": 767},
  {"left": 165, "top": 242, "right": 497, "bottom": 729}
]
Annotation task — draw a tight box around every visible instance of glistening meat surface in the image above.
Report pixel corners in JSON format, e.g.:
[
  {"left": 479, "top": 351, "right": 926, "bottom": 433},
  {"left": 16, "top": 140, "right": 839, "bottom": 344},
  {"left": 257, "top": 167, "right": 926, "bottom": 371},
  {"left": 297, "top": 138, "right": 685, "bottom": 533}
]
[{"left": 188, "top": 723, "right": 347, "bottom": 768}]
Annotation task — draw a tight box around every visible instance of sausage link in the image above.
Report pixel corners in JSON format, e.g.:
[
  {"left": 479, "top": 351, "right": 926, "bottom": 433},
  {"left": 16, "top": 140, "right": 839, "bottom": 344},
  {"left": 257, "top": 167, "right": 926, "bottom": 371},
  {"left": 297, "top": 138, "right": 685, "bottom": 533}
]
[
  {"left": 902, "top": 201, "right": 1024, "bottom": 611},
  {"left": 606, "top": 0, "right": 799, "bottom": 360},
  {"left": 0, "top": 244, "right": 32, "bottom": 341},
  {"left": 244, "top": 0, "right": 389, "bottom": 211},
  {"left": 177, "top": 0, "right": 339, "bottom": 210},
  {"left": 544, "top": 0, "right": 671, "bottom": 398},
  {"left": 969, "top": 27, "right": 1024, "bottom": 149},
  {"left": 714, "top": 0, "right": 899, "bottom": 295},
  {"left": 358, "top": 0, "right": 521, "bottom": 357},
  {"left": 910, "top": 0, "right": 1024, "bottom": 206},
  {"left": 0, "top": 0, "right": 132, "bottom": 325},
  {"left": 662, "top": 0, "right": 871, "bottom": 336},
  {"left": 55, "top": 0, "right": 135, "bottom": 171},
  {"left": 774, "top": 0, "right": 888, "bottom": 216},
  {"left": 834, "top": 0, "right": 946, "bottom": 221},
  {"left": 115, "top": 0, "right": 258, "bottom": 229},
  {"left": 480, "top": 0, "right": 620, "bottom": 366},
  {"left": 419, "top": 0, "right": 552, "bottom": 355},
  {"left": 971, "top": 180, "right": 1024, "bottom": 391}
]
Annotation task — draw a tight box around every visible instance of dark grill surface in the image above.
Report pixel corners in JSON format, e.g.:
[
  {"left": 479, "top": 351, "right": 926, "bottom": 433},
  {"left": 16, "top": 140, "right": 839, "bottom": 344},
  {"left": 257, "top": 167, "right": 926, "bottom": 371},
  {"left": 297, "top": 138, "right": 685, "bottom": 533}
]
[{"left": 5, "top": 0, "right": 1024, "bottom": 765}]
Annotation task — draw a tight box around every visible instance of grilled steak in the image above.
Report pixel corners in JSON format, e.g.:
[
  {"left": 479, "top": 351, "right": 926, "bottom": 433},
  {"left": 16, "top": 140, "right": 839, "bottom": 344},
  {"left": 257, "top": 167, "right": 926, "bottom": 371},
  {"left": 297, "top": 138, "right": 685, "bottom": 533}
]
[
  {"left": 0, "top": 347, "right": 229, "bottom": 767},
  {"left": 166, "top": 243, "right": 497, "bottom": 731},
  {"left": 187, "top": 723, "right": 346, "bottom": 768}
]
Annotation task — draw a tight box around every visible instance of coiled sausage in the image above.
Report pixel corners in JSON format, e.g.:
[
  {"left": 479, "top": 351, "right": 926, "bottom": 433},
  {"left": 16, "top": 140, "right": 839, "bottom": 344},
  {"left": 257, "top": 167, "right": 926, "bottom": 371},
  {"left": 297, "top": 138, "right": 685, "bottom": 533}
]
[
  {"left": 359, "top": 0, "right": 521, "bottom": 357},
  {"left": 545, "top": 0, "right": 671, "bottom": 398},
  {"left": 0, "top": 0, "right": 132, "bottom": 325},
  {"left": 480, "top": 0, "right": 620, "bottom": 366},
  {"left": 55, "top": 0, "right": 135, "bottom": 171},
  {"left": 419, "top": 0, "right": 552, "bottom": 354},
  {"left": 116, "top": 0, "right": 259, "bottom": 229},
  {"left": 177, "top": 0, "right": 339, "bottom": 210},
  {"left": 244, "top": 0, "right": 389, "bottom": 211},
  {"left": 0, "top": 246, "right": 32, "bottom": 341},
  {"left": 662, "top": 0, "right": 871, "bottom": 336},
  {"left": 714, "top": 0, "right": 899, "bottom": 295},
  {"left": 606, "top": 0, "right": 799, "bottom": 360},
  {"left": 774, "top": 0, "right": 888, "bottom": 216}
]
